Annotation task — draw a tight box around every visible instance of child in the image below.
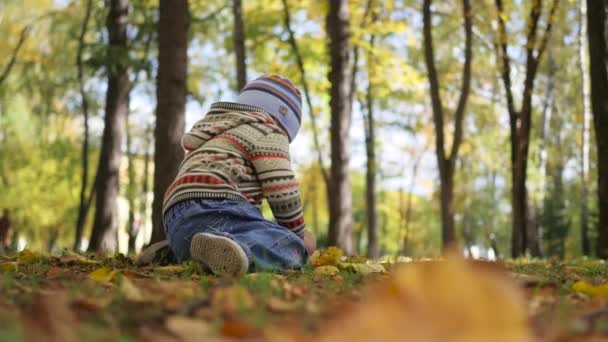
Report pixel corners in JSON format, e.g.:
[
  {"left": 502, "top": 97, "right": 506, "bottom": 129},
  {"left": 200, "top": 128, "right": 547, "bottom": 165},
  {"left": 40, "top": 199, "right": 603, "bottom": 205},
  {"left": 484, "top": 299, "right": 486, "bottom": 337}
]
[{"left": 162, "top": 75, "right": 315, "bottom": 275}]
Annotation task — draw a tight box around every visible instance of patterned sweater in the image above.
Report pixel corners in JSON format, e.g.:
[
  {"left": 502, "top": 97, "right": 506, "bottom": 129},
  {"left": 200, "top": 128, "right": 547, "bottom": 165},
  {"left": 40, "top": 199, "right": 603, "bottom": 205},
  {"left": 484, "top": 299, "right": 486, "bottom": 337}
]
[{"left": 163, "top": 102, "right": 306, "bottom": 237}]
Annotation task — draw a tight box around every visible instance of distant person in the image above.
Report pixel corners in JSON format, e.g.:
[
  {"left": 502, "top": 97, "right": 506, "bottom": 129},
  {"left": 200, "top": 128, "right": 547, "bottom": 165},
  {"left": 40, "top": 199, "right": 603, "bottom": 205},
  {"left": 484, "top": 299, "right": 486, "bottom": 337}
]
[{"left": 145, "top": 75, "right": 315, "bottom": 275}]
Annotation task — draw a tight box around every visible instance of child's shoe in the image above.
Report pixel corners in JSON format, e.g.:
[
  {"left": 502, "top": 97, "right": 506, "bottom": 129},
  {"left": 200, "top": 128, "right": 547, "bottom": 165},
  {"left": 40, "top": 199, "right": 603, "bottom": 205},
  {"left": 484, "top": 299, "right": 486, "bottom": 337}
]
[{"left": 189, "top": 233, "right": 249, "bottom": 276}]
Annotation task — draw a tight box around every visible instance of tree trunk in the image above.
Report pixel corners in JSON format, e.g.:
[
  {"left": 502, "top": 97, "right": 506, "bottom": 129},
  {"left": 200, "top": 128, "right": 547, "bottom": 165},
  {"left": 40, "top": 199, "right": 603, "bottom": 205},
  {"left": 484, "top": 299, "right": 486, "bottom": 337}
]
[
  {"left": 140, "top": 125, "right": 152, "bottom": 243},
  {"left": 87, "top": 0, "right": 130, "bottom": 253},
  {"left": 423, "top": 0, "right": 472, "bottom": 252},
  {"left": 126, "top": 114, "right": 138, "bottom": 254},
  {"left": 364, "top": 33, "right": 378, "bottom": 259},
  {"left": 587, "top": 0, "right": 608, "bottom": 258},
  {"left": 494, "top": 0, "right": 559, "bottom": 257},
  {"left": 326, "top": 0, "right": 354, "bottom": 254},
  {"left": 150, "top": 0, "right": 189, "bottom": 244},
  {"left": 579, "top": 0, "right": 592, "bottom": 256},
  {"left": 232, "top": 0, "right": 247, "bottom": 91},
  {"left": 74, "top": 0, "right": 94, "bottom": 251}
]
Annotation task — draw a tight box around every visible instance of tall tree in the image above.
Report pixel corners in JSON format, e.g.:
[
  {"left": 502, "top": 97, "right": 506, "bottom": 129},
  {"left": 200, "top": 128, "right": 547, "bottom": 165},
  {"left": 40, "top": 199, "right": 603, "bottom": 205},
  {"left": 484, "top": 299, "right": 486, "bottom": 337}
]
[
  {"left": 88, "top": 0, "right": 130, "bottom": 252},
  {"left": 150, "top": 0, "right": 190, "bottom": 244},
  {"left": 74, "top": 0, "right": 94, "bottom": 251},
  {"left": 494, "top": 0, "right": 559, "bottom": 257},
  {"left": 363, "top": 26, "right": 379, "bottom": 258},
  {"left": 422, "top": 0, "right": 473, "bottom": 251},
  {"left": 587, "top": 0, "right": 608, "bottom": 258},
  {"left": 578, "top": 0, "right": 592, "bottom": 255},
  {"left": 232, "top": 0, "right": 247, "bottom": 91},
  {"left": 326, "top": 0, "right": 354, "bottom": 254}
]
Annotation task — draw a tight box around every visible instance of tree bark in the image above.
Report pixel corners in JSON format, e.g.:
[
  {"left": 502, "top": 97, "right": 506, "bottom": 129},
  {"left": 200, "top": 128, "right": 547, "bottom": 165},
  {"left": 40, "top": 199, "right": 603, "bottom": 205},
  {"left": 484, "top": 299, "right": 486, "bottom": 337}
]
[
  {"left": 326, "top": 0, "right": 354, "bottom": 254},
  {"left": 74, "top": 0, "right": 94, "bottom": 251},
  {"left": 494, "top": 0, "right": 559, "bottom": 257},
  {"left": 150, "top": 0, "right": 189, "bottom": 244},
  {"left": 88, "top": 0, "right": 130, "bottom": 252},
  {"left": 232, "top": 0, "right": 247, "bottom": 91},
  {"left": 364, "top": 32, "right": 378, "bottom": 259},
  {"left": 423, "top": 0, "right": 472, "bottom": 252},
  {"left": 587, "top": 0, "right": 608, "bottom": 258},
  {"left": 578, "top": 0, "right": 592, "bottom": 256},
  {"left": 126, "top": 114, "right": 138, "bottom": 254}
]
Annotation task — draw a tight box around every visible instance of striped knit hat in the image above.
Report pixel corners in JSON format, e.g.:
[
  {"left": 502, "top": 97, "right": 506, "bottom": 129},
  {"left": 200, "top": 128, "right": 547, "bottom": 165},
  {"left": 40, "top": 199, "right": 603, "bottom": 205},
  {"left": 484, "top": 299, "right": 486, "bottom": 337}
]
[{"left": 236, "top": 75, "right": 302, "bottom": 142}]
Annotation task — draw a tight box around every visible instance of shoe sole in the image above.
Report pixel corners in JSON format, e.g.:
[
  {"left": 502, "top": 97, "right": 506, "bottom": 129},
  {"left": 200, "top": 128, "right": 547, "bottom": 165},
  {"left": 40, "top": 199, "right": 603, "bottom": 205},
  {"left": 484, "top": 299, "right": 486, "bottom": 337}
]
[{"left": 190, "top": 233, "right": 249, "bottom": 276}]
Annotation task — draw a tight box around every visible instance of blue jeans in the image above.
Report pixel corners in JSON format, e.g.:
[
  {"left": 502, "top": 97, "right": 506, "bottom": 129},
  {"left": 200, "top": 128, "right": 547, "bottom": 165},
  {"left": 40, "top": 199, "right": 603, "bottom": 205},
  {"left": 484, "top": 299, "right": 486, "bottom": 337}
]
[{"left": 164, "top": 199, "right": 308, "bottom": 271}]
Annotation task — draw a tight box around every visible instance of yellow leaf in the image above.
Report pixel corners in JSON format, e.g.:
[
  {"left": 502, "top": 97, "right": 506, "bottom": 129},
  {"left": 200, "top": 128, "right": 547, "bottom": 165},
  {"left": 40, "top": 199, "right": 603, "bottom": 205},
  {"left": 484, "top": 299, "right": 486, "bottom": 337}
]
[
  {"left": 339, "top": 262, "right": 386, "bottom": 275},
  {"left": 310, "top": 247, "right": 344, "bottom": 267},
  {"left": 87, "top": 267, "right": 117, "bottom": 283},
  {"left": 267, "top": 297, "right": 298, "bottom": 313},
  {"left": 0, "top": 262, "right": 18, "bottom": 272},
  {"left": 17, "top": 249, "right": 39, "bottom": 263},
  {"left": 314, "top": 265, "right": 340, "bottom": 276},
  {"left": 571, "top": 281, "right": 608, "bottom": 297}
]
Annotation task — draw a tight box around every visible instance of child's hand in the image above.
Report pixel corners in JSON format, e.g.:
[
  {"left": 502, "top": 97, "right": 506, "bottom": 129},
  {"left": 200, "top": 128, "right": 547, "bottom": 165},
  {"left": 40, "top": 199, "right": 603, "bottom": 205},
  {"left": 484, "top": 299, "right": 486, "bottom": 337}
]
[{"left": 303, "top": 230, "right": 316, "bottom": 255}]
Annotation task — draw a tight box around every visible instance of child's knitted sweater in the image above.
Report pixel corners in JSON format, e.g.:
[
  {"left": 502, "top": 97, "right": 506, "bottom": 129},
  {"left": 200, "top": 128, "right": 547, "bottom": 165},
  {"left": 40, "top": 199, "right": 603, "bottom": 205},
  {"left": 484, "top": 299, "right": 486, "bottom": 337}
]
[{"left": 163, "top": 102, "right": 306, "bottom": 237}]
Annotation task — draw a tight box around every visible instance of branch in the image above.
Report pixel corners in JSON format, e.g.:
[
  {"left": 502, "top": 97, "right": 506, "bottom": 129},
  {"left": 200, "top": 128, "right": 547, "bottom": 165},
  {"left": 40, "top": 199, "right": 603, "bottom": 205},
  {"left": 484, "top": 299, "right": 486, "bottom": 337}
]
[
  {"left": 349, "top": 0, "right": 374, "bottom": 105},
  {"left": 423, "top": 0, "right": 447, "bottom": 161},
  {"left": 449, "top": 0, "right": 472, "bottom": 162},
  {"left": 494, "top": 0, "right": 516, "bottom": 118},
  {"left": 280, "top": 0, "right": 329, "bottom": 183},
  {"left": 190, "top": 4, "right": 228, "bottom": 24},
  {"left": 0, "top": 25, "right": 31, "bottom": 87},
  {"left": 535, "top": 0, "right": 559, "bottom": 65}
]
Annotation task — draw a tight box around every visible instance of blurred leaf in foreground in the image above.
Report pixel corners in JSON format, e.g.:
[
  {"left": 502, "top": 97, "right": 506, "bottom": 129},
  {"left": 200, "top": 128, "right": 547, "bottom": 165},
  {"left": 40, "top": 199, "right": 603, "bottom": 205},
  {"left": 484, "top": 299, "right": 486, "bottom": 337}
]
[{"left": 320, "top": 256, "right": 531, "bottom": 342}]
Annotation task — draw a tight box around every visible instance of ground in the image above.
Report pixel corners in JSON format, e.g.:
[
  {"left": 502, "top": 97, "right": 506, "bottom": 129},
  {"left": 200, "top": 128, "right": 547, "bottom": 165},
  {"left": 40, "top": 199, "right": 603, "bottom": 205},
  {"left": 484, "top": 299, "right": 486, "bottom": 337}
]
[{"left": 1, "top": 249, "right": 608, "bottom": 341}]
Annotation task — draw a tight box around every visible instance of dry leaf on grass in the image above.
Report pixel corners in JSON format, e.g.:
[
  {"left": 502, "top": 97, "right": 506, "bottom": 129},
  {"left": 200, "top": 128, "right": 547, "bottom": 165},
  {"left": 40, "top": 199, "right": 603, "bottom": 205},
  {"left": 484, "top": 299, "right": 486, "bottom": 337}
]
[
  {"left": 319, "top": 256, "right": 532, "bottom": 342},
  {"left": 310, "top": 247, "right": 343, "bottom": 267},
  {"left": 165, "top": 316, "right": 213, "bottom": 342},
  {"left": 0, "top": 261, "right": 18, "bottom": 272},
  {"left": 87, "top": 267, "right": 117, "bottom": 283},
  {"left": 313, "top": 265, "right": 340, "bottom": 276},
  {"left": 17, "top": 249, "right": 40, "bottom": 263},
  {"left": 572, "top": 281, "right": 608, "bottom": 298},
  {"left": 338, "top": 262, "right": 386, "bottom": 275}
]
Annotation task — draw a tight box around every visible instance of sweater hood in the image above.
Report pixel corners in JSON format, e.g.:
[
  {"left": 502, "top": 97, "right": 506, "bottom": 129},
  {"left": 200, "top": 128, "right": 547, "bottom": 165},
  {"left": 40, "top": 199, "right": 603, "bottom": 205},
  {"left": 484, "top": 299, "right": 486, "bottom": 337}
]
[{"left": 181, "top": 102, "right": 281, "bottom": 152}]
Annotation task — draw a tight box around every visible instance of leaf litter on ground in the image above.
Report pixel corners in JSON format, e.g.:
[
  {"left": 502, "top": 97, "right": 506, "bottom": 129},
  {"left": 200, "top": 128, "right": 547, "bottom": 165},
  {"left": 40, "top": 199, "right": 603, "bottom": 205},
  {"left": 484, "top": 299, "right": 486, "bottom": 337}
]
[{"left": 2, "top": 248, "right": 608, "bottom": 340}]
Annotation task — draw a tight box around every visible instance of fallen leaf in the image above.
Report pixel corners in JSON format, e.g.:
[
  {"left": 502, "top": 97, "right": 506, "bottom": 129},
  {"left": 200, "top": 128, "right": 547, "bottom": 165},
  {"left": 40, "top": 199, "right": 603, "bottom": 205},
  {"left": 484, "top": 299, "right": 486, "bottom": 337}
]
[
  {"left": 572, "top": 281, "right": 608, "bottom": 298},
  {"left": 120, "top": 276, "right": 145, "bottom": 302},
  {"left": 319, "top": 256, "right": 531, "bottom": 342},
  {"left": 165, "top": 316, "right": 212, "bottom": 342},
  {"left": 56, "top": 252, "right": 100, "bottom": 265},
  {"left": 17, "top": 249, "right": 40, "bottom": 263},
  {"left": 267, "top": 297, "right": 298, "bottom": 313},
  {"left": 339, "top": 262, "right": 386, "bottom": 275},
  {"left": 313, "top": 265, "right": 340, "bottom": 276},
  {"left": 87, "top": 267, "right": 118, "bottom": 283},
  {"left": 0, "top": 261, "right": 18, "bottom": 272},
  {"left": 310, "top": 247, "right": 343, "bottom": 267}
]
